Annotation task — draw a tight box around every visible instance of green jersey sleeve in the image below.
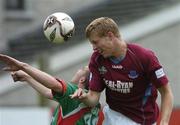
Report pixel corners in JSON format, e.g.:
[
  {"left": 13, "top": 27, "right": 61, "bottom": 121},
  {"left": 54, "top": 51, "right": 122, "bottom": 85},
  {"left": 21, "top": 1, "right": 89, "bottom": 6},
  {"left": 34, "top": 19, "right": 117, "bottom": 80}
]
[{"left": 52, "top": 82, "right": 81, "bottom": 116}]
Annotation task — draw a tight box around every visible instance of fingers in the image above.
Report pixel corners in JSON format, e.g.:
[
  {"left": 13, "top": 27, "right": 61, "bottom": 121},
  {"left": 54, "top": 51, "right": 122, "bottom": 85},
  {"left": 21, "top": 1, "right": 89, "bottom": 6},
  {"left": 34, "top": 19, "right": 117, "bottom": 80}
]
[
  {"left": 11, "top": 72, "right": 19, "bottom": 82},
  {"left": 2, "top": 66, "right": 18, "bottom": 72},
  {"left": 11, "top": 71, "right": 21, "bottom": 82},
  {"left": 2, "top": 67, "right": 11, "bottom": 71},
  {"left": 0, "top": 54, "right": 21, "bottom": 71},
  {"left": 70, "top": 90, "right": 80, "bottom": 98},
  {"left": 70, "top": 88, "right": 85, "bottom": 99},
  {"left": 0, "top": 54, "right": 13, "bottom": 63},
  {"left": 0, "top": 54, "right": 17, "bottom": 62}
]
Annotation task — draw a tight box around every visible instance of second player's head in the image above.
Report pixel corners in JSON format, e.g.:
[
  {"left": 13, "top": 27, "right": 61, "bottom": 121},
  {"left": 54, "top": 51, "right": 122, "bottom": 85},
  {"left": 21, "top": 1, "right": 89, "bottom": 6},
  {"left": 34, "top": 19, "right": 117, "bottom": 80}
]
[{"left": 71, "top": 66, "right": 90, "bottom": 89}]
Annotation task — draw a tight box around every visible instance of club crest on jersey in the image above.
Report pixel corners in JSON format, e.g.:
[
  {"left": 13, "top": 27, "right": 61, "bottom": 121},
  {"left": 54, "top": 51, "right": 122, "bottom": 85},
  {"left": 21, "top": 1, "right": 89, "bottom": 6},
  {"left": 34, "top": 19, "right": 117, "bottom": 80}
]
[
  {"left": 128, "top": 70, "right": 139, "bottom": 79},
  {"left": 98, "top": 66, "right": 107, "bottom": 74}
]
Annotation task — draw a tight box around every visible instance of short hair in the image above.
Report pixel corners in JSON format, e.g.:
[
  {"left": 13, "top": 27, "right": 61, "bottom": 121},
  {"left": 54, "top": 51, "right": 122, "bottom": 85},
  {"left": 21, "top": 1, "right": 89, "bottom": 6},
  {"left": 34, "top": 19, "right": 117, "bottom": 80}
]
[{"left": 85, "top": 17, "right": 120, "bottom": 38}]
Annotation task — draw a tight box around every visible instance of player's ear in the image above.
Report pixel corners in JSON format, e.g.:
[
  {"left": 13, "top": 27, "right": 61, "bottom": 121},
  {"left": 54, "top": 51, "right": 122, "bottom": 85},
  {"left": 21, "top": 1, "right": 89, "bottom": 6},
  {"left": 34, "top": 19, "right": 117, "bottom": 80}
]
[
  {"left": 78, "top": 76, "right": 86, "bottom": 88},
  {"left": 79, "top": 77, "right": 86, "bottom": 83}
]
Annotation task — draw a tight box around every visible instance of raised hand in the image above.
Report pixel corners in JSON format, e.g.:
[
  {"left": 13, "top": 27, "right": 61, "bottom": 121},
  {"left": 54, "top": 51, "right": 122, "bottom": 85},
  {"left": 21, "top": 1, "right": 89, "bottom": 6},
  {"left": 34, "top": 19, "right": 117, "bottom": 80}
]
[
  {"left": 11, "top": 70, "right": 30, "bottom": 82},
  {"left": 0, "top": 54, "right": 25, "bottom": 71}
]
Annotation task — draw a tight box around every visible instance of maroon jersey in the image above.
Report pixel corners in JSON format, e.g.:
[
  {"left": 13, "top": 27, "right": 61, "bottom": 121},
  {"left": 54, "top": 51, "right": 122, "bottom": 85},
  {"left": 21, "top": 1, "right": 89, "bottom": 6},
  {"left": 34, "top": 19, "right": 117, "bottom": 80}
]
[{"left": 89, "top": 43, "right": 168, "bottom": 125}]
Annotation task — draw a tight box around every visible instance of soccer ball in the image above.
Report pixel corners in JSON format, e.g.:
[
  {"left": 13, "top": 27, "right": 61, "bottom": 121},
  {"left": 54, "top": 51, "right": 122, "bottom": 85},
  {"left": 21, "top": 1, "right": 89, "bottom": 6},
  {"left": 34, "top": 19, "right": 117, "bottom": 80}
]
[{"left": 43, "top": 12, "right": 75, "bottom": 43}]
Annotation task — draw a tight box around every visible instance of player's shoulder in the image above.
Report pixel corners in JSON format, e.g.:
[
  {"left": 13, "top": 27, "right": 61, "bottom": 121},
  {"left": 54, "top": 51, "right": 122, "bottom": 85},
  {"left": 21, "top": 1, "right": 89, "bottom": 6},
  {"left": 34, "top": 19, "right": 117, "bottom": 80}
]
[
  {"left": 67, "top": 82, "right": 78, "bottom": 90},
  {"left": 55, "top": 82, "right": 78, "bottom": 98},
  {"left": 128, "top": 43, "right": 154, "bottom": 56},
  {"left": 55, "top": 82, "right": 77, "bottom": 96},
  {"left": 127, "top": 43, "right": 158, "bottom": 67}
]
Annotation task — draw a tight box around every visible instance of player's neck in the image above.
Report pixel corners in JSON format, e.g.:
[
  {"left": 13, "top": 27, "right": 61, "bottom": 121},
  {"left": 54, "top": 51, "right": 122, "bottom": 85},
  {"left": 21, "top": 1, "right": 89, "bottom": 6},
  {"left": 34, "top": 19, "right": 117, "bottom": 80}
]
[{"left": 113, "top": 40, "right": 127, "bottom": 58}]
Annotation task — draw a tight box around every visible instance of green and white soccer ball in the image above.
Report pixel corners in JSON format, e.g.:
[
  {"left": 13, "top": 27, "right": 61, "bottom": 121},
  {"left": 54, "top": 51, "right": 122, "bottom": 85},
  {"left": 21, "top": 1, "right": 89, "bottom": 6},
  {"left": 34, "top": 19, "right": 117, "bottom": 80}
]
[{"left": 43, "top": 12, "right": 75, "bottom": 43}]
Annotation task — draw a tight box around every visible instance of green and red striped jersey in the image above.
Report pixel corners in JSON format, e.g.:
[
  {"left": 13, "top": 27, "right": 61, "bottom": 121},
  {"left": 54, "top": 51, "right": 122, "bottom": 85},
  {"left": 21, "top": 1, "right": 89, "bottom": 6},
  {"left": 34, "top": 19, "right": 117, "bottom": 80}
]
[{"left": 51, "top": 80, "right": 103, "bottom": 125}]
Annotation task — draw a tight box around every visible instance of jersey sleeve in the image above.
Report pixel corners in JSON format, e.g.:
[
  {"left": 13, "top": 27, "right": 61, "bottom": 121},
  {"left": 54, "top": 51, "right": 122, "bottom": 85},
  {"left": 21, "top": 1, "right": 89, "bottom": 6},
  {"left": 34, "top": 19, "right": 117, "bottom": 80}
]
[
  {"left": 144, "top": 50, "right": 169, "bottom": 88},
  {"left": 89, "top": 53, "right": 105, "bottom": 92},
  {"left": 51, "top": 80, "right": 81, "bottom": 116}
]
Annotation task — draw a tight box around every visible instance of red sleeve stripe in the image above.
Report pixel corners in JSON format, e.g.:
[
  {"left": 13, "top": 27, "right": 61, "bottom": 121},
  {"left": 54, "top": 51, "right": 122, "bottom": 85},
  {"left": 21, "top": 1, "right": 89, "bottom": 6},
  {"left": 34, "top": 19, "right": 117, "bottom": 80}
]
[{"left": 55, "top": 78, "right": 67, "bottom": 94}]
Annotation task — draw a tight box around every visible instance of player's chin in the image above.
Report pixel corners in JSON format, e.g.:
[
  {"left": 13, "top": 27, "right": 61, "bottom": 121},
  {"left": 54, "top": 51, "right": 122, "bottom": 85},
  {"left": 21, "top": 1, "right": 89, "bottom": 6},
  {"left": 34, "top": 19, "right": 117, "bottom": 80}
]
[
  {"left": 102, "top": 55, "right": 110, "bottom": 58},
  {"left": 102, "top": 54, "right": 111, "bottom": 58}
]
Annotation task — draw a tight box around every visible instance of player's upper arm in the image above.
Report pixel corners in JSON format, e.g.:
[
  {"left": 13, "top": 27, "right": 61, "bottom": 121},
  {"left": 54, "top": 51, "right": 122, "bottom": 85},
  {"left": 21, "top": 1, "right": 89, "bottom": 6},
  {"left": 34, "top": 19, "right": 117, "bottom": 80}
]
[
  {"left": 158, "top": 83, "right": 173, "bottom": 96},
  {"left": 52, "top": 78, "right": 66, "bottom": 93}
]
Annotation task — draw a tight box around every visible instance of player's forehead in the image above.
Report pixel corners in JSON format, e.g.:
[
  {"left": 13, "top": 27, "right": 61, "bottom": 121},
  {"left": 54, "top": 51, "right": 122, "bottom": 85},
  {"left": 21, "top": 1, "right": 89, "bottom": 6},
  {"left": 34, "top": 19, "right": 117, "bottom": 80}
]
[{"left": 89, "top": 33, "right": 104, "bottom": 44}]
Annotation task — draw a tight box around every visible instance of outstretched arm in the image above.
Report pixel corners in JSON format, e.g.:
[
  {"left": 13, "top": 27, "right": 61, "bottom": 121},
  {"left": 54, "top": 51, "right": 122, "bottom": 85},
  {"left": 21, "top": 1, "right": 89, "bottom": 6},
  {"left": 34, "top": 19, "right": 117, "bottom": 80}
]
[
  {"left": 158, "top": 83, "right": 173, "bottom": 125},
  {"left": 11, "top": 70, "right": 53, "bottom": 99},
  {"left": 0, "top": 54, "right": 62, "bottom": 93}
]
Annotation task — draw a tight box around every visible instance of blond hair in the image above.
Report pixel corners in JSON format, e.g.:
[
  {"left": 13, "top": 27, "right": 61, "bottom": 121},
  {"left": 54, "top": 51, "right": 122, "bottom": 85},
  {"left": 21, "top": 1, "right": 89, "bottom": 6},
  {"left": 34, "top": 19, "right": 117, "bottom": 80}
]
[{"left": 85, "top": 17, "right": 120, "bottom": 38}]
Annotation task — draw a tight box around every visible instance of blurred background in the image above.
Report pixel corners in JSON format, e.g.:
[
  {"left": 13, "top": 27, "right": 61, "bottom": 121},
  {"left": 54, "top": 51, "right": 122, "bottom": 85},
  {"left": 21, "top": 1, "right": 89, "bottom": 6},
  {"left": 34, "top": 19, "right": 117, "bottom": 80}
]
[{"left": 0, "top": 0, "right": 180, "bottom": 124}]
